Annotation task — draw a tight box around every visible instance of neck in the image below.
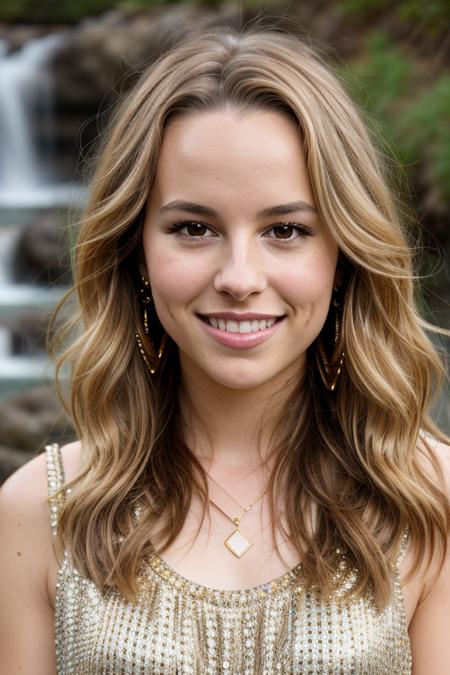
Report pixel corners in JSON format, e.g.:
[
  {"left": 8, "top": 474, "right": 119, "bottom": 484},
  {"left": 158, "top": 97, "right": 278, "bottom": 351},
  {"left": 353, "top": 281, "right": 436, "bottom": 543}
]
[{"left": 178, "top": 356, "right": 303, "bottom": 470}]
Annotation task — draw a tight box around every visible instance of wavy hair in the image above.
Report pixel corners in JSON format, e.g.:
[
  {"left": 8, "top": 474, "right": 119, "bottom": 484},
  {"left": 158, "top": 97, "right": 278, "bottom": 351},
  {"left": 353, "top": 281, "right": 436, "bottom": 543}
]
[{"left": 49, "top": 22, "right": 450, "bottom": 609}]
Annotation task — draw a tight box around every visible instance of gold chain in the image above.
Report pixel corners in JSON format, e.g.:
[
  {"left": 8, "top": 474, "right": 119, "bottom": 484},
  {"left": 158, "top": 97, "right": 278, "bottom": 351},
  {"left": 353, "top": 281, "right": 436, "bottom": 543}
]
[
  {"left": 205, "top": 468, "right": 269, "bottom": 520},
  {"left": 203, "top": 465, "right": 270, "bottom": 558}
]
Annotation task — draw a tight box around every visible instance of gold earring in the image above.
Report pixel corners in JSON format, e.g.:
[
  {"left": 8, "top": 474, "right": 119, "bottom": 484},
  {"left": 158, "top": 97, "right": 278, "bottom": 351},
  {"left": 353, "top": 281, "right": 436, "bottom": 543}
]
[
  {"left": 135, "top": 274, "right": 167, "bottom": 375},
  {"left": 316, "top": 286, "right": 345, "bottom": 392}
]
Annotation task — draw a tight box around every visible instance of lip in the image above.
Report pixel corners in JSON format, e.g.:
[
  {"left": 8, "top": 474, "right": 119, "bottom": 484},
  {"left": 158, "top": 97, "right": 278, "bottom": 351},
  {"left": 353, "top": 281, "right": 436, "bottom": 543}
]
[{"left": 198, "top": 315, "right": 285, "bottom": 350}]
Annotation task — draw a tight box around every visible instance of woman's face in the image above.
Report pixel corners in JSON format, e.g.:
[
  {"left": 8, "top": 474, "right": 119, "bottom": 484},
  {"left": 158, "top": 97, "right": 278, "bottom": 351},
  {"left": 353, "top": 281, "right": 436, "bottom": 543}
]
[{"left": 143, "top": 108, "right": 341, "bottom": 391}]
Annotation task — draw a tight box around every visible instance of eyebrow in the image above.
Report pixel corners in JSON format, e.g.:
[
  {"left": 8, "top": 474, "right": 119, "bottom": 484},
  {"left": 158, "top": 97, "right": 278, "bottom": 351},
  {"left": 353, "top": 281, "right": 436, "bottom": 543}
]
[{"left": 158, "top": 199, "right": 318, "bottom": 217}]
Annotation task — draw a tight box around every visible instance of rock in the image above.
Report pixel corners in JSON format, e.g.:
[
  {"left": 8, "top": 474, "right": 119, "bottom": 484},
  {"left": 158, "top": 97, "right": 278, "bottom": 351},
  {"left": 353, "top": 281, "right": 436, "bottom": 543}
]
[
  {"left": 10, "top": 314, "right": 49, "bottom": 355},
  {"left": 50, "top": 4, "right": 256, "bottom": 177},
  {"left": 0, "top": 384, "right": 75, "bottom": 484},
  {"left": 12, "top": 209, "right": 72, "bottom": 285},
  {"left": 0, "top": 24, "right": 70, "bottom": 54}
]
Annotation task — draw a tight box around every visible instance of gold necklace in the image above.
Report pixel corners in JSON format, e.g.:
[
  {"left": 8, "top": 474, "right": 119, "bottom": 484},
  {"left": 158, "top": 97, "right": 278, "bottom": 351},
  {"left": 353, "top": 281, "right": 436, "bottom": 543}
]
[
  {"left": 201, "top": 455, "right": 265, "bottom": 480},
  {"left": 204, "top": 468, "right": 270, "bottom": 558}
]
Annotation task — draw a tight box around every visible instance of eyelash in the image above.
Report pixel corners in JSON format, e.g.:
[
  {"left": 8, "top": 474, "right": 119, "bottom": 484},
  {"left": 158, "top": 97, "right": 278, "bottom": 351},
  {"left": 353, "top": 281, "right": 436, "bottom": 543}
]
[{"left": 166, "top": 220, "right": 314, "bottom": 242}]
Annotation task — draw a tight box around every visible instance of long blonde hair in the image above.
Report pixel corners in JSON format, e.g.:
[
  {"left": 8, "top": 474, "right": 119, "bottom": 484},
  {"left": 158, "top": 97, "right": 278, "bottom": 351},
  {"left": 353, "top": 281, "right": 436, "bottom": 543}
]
[{"left": 49, "top": 23, "right": 450, "bottom": 609}]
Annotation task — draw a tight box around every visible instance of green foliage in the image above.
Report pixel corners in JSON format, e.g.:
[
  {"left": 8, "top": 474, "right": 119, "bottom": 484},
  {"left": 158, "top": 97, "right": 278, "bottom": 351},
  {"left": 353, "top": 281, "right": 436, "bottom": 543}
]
[
  {"left": 349, "top": 32, "right": 413, "bottom": 116},
  {"left": 340, "top": 31, "right": 450, "bottom": 202},
  {"left": 400, "top": 76, "right": 450, "bottom": 199},
  {"left": 0, "top": 0, "right": 183, "bottom": 23},
  {"left": 340, "top": 0, "right": 450, "bottom": 33},
  {"left": 0, "top": 0, "right": 111, "bottom": 23}
]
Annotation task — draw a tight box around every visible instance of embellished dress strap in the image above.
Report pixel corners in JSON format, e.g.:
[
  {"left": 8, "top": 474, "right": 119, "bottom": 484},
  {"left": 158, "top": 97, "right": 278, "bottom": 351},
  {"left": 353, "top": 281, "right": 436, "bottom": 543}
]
[
  {"left": 395, "top": 525, "right": 410, "bottom": 569},
  {"left": 45, "top": 442, "right": 66, "bottom": 539}
]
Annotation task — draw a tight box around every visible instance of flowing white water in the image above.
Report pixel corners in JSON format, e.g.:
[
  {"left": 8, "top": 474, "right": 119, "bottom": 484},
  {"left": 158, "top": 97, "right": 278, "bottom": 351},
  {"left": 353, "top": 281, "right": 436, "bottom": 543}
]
[
  {"left": 0, "top": 39, "right": 43, "bottom": 189},
  {"left": 0, "top": 226, "right": 65, "bottom": 393},
  {"left": 0, "top": 34, "right": 84, "bottom": 207},
  {"left": 0, "top": 32, "right": 76, "bottom": 395}
]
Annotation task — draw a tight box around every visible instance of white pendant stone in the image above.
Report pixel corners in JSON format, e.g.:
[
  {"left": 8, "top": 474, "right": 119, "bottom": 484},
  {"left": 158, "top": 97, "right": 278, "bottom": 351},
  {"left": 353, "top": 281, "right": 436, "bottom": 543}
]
[{"left": 225, "top": 529, "right": 252, "bottom": 557}]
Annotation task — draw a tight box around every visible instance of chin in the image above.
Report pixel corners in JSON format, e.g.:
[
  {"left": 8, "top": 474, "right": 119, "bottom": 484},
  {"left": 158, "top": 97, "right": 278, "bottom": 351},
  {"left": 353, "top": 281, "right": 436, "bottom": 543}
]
[{"left": 203, "top": 364, "right": 281, "bottom": 391}]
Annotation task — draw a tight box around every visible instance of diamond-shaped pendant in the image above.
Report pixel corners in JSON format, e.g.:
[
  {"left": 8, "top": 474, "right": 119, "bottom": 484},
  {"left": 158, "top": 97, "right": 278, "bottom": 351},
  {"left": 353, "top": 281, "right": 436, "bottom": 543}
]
[{"left": 225, "top": 529, "right": 253, "bottom": 558}]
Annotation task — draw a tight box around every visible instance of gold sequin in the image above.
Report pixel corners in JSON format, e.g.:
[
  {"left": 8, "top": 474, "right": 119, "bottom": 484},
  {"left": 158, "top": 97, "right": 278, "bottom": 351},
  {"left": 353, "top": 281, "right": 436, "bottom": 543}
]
[{"left": 45, "top": 443, "right": 413, "bottom": 674}]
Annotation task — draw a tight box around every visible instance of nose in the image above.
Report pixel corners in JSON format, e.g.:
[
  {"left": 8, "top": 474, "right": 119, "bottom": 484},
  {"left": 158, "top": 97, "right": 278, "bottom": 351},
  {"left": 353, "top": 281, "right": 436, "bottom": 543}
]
[{"left": 213, "top": 238, "right": 267, "bottom": 301}]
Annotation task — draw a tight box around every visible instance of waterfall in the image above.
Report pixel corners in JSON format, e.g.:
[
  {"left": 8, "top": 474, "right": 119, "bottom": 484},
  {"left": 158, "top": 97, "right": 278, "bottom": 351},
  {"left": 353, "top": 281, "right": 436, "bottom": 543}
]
[
  {"left": 0, "top": 223, "right": 67, "bottom": 394},
  {"left": 0, "top": 33, "right": 83, "bottom": 207},
  {"left": 0, "top": 32, "right": 75, "bottom": 399}
]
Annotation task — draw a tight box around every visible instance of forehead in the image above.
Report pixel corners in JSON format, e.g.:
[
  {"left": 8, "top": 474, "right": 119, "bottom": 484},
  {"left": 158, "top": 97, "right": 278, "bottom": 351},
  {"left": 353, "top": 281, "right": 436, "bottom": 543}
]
[{"left": 150, "top": 108, "right": 314, "bottom": 208}]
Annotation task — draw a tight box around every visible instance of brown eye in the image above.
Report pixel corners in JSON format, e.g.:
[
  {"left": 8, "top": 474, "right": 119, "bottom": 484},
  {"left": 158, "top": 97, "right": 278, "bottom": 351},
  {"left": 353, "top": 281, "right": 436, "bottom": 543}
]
[
  {"left": 186, "top": 222, "right": 208, "bottom": 236},
  {"left": 167, "top": 220, "right": 217, "bottom": 240},
  {"left": 272, "top": 224, "right": 296, "bottom": 239},
  {"left": 266, "top": 222, "right": 314, "bottom": 241}
]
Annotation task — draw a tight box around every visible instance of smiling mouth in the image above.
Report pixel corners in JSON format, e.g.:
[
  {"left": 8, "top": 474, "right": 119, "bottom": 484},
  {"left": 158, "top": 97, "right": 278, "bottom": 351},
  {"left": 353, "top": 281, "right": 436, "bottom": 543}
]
[{"left": 198, "top": 315, "right": 285, "bottom": 334}]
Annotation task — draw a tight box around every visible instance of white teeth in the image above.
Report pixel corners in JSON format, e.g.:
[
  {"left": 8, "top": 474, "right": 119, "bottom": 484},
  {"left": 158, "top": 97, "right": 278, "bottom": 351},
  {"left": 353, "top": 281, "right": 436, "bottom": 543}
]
[
  {"left": 206, "top": 317, "right": 278, "bottom": 333},
  {"left": 227, "top": 320, "right": 239, "bottom": 333},
  {"left": 239, "top": 321, "right": 252, "bottom": 333}
]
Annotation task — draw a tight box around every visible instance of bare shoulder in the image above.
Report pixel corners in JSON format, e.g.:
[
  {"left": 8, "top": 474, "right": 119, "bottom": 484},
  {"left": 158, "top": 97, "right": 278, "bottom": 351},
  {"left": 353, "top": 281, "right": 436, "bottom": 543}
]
[
  {"left": 406, "top": 435, "right": 450, "bottom": 673},
  {"left": 417, "top": 435, "right": 450, "bottom": 590},
  {"left": 434, "top": 437, "right": 450, "bottom": 479},
  {"left": 418, "top": 433, "right": 450, "bottom": 482},
  {"left": 0, "top": 439, "right": 84, "bottom": 508},
  {"left": 433, "top": 437, "right": 450, "bottom": 497},
  {"left": 0, "top": 446, "right": 54, "bottom": 535},
  {"left": 0, "top": 440, "right": 84, "bottom": 583},
  {"left": 408, "top": 433, "right": 450, "bottom": 578},
  {"left": 0, "top": 441, "right": 81, "bottom": 674}
]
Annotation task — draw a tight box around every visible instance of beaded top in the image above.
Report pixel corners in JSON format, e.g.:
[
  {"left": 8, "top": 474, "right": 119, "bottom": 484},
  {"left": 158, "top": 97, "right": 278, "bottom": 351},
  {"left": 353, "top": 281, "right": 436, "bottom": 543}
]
[{"left": 45, "top": 442, "right": 413, "bottom": 674}]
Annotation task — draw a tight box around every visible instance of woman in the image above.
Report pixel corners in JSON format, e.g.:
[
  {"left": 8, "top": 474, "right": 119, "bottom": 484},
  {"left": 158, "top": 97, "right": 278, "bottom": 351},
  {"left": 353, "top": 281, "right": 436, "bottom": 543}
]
[{"left": 1, "top": 23, "right": 449, "bottom": 674}]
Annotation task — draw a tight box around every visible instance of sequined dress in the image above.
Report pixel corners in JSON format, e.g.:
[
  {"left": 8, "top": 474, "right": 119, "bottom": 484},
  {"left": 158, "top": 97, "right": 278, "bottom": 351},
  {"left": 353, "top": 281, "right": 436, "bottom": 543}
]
[{"left": 45, "top": 442, "right": 412, "bottom": 674}]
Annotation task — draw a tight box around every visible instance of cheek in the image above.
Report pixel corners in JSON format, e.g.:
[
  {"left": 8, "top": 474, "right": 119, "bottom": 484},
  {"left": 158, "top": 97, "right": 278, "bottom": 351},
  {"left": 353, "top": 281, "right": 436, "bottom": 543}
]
[
  {"left": 280, "top": 256, "right": 336, "bottom": 310},
  {"left": 144, "top": 242, "right": 209, "bottom": 311}
]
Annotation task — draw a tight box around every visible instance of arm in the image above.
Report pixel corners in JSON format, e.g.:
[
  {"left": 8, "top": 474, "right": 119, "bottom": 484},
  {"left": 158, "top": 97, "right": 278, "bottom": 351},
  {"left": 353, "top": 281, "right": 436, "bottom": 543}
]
[
  {"left": 0, "top": 452, "right": 57, "bottom": 675},
  {"left": 409, "top": 440, "right": 450, "bottom": 675}
]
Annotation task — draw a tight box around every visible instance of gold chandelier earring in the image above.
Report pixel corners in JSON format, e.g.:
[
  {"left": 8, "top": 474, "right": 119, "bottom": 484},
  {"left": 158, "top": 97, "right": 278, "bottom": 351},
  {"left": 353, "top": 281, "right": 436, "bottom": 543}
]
[
  {"left": 135, "top": 274, "right": 168, "bottom": 375},
  {"left": 316, "top": 285, "right": 345, "bottom": 392}
]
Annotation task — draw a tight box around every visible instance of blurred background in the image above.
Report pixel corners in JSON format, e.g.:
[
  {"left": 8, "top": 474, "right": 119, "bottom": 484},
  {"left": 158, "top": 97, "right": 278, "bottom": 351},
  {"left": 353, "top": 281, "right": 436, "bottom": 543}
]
[{"left": 0, "top": 0, "right": 449, "bottom": 483}]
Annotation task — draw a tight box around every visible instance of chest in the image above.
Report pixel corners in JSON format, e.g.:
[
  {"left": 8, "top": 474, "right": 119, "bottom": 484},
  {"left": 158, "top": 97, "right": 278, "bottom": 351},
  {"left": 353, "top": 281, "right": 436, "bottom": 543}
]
[
  {"left": 151, "top": 481, "right": 303, "bottom": 590},
  {"left": 46, "top": 495, "right": 423, "bottom": 630},
  {"left": 53, "top": 552, "right": 413, "bottom": 674}
]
